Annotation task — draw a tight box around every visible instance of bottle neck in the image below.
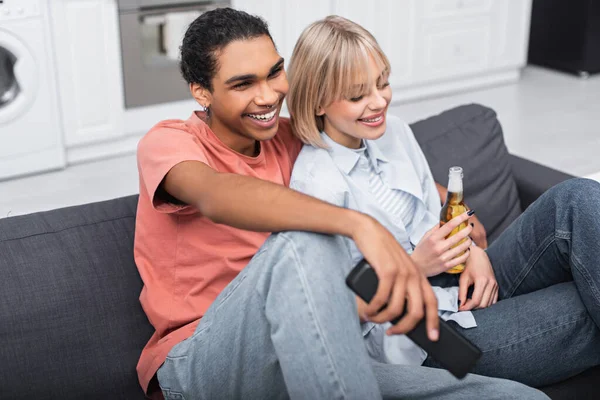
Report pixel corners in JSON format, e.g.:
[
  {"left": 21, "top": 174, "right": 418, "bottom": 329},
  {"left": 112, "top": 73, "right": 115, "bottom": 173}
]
[{"left": 447, "top": 175, "right": 463, "bottom": 203}]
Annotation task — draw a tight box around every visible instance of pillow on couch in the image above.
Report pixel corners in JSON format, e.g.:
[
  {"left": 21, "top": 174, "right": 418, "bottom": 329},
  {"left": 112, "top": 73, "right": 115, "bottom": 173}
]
[{"left": 409, "top": 104, "right": 522, "bottom": 243}]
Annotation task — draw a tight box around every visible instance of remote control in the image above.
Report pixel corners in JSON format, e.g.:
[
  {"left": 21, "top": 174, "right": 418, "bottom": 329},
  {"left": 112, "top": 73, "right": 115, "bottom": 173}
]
[{"left": 346, "top": 259, "right": 482, "bottom": 379}]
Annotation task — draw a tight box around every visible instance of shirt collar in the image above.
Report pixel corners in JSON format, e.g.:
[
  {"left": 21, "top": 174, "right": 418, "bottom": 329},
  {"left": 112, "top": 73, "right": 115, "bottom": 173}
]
[
  {"left": 321, "top": 132, "right": 390, "bottom": 175},
  {"left": 321, "top": 133, "right": 362, "bottom": 175},
  {"left": 365, "top": 139, "right": 389, "bottom": 171}
]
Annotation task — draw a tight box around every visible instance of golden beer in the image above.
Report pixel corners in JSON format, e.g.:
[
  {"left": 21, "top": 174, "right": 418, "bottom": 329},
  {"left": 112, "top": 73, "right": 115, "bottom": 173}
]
[{"left": 440, "top": 166, "right": 468, "bottom": 274}]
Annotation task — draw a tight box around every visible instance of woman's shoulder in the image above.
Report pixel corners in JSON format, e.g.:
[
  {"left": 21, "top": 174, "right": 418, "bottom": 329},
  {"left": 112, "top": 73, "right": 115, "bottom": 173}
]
[
  {"left": 384, "top": 114, "right": 412, "bottom": 137},
  {"left": 375, "top": 114, "right": 417, "bottom": 149},
  {"left": 293, "top": 144, "right": 338, "bottom": 180},
  {"left": 290, "top": 144, "right": 348, "bottom": 204}
]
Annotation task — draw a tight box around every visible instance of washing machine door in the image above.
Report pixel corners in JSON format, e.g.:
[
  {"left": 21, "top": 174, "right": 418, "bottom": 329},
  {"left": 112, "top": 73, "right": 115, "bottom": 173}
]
[{"left": 0, "top": 29, "right": 37, "bottom": 125}]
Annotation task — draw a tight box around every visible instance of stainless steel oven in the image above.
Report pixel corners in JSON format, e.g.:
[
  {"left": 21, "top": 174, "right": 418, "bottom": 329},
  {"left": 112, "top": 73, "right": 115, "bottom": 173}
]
[{"left": 117, "top": 0, "right": 230, "bottom": 108}]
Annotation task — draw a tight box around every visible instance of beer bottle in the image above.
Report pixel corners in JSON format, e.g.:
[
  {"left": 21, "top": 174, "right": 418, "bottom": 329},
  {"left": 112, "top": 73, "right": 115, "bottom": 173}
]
[{"left": 440, "top": 166, "right": 469, "bottom": 274}]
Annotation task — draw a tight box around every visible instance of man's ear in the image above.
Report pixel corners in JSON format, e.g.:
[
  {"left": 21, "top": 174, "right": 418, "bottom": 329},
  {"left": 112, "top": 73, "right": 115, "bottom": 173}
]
[{"left": 190, "top": 83, "right": 212, "bottom": 108}]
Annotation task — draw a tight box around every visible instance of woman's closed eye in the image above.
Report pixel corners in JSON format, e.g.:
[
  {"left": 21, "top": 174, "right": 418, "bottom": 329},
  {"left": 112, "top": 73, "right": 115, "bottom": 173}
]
[{"left": 349, "top": 95, "right": 364, "bottom": 102}]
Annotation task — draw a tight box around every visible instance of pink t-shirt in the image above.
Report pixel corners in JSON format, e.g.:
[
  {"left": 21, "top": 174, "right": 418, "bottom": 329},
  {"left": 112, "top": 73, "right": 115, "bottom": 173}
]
[{"left": 134, "top": 112, "right": 302, "bottom": 395}]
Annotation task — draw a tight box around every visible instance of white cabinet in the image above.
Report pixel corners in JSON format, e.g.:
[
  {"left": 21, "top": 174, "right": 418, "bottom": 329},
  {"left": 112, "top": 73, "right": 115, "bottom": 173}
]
[
  {"left": 32, "top": 0, "right": 530, "bottom": 172},
  {"left": 334, "top": 0, "right": 532, "bottom": 101},
  {"left": 333, "top": 0, "right": 414, "bottom": 87},
  {"left": 233, "top": 0, "right": 333, "bottom": 64},
  {"left": 50, "top": 0, "right": 125, "bottom": 152},
  {"left": 235, "top": 0, "right": 531, "bottom": 103}
]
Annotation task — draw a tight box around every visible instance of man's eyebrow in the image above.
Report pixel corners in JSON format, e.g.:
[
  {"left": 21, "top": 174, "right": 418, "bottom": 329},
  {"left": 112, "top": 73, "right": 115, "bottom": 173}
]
[
  {"left": 224, "top": 58, "right": 285, "bottom": 85},
  {"left": 269, "top": 58, "right": 285, "bottom": 74},
  {"left": 225, "top": 73, "right": 257, "bottom": 85}
]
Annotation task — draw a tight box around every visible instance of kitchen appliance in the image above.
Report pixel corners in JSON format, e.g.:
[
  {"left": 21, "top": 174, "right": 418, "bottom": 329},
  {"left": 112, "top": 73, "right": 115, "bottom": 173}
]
[
  {"left": 0, "top": 0, "right": 65, "bottom": 180},
  {"left": 117, "top": 0, "right": 230, "bottom": 108}
]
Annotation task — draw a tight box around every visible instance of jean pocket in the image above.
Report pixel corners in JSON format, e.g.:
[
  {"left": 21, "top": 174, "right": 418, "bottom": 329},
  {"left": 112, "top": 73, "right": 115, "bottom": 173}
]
[
  {"left": 167, "top": 322, "right": 211, "bottom": 360},
  {"left": 162, "top": 389, "right": 185, "bottom": 400},
  {"left": 215, "top": 272, "right": 248, "bottom": 311}
]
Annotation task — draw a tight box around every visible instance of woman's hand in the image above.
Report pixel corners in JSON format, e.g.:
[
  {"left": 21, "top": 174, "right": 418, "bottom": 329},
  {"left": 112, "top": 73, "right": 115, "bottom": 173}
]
[
  {"left": 469, "top": 214, "right": 488, "bottom": 249},
  {"left": 411, "top": 212, "right": 473, "bottom": 277},
  {"left": 458, "top": 246, "right": 498, "bottom": 311}
]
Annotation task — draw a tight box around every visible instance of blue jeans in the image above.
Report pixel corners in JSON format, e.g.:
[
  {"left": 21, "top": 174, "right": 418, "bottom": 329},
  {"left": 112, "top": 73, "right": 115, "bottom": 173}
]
[
  {"left": 151, "top": 181, "right": 600, "bottom": 399},
  {"left": 424, "top": 178, "right": 600, "bottom": 387}
]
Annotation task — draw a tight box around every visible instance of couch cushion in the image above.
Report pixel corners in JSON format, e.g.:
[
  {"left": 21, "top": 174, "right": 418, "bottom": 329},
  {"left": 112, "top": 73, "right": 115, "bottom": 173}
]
[
  {"left": 0, "top": 195, "right": 152, "bottom": 400},
  {"left": 409, "top": 103, "right": 522, "bottom": 243}
]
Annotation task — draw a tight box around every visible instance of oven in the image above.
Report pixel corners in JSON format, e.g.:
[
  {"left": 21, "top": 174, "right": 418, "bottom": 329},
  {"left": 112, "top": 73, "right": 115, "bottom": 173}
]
[{"left": 117, "top": 0, "right": 230, "bottom": 108}]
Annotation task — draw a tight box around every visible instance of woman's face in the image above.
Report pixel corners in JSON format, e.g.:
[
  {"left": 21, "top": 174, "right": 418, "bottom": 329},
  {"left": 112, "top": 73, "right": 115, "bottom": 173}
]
[
  {"left": 320, "top": 56, "right": 392, "bottom": 149},
  {"left": 200, "top": 35, "right": 289, "bottom": 155}
]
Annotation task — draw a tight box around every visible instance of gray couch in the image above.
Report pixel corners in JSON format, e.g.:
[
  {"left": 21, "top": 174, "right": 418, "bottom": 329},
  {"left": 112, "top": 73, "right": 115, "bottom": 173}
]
[{"left": 0, "top": 104, "right": 598, "bottom": 399}]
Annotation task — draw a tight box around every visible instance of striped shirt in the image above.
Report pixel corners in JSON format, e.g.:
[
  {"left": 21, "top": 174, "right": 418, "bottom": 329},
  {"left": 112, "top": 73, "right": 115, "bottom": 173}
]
[{"left": 360, "top": 148, "right": 416, "bottom": 233}]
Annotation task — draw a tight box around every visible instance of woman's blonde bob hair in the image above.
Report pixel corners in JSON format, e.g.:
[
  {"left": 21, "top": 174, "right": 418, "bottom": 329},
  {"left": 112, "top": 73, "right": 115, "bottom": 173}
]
[{"left": 287, "top": 15, "right": 391, "bottom": 148}]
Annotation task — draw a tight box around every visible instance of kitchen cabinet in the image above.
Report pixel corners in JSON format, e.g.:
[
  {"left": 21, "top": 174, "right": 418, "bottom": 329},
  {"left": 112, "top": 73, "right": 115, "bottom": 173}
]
[
  {"left": 235, "top": 0, "right": 532, "bottom": 102},
  {"left": 43, "top": 0, "right": 531, "bottom": 168},
  {"left": 50, "top": 0, "right": 125, "bottom": 160},
  {"left": 233, "top": 0, "right": 333, "bottom": 64}
]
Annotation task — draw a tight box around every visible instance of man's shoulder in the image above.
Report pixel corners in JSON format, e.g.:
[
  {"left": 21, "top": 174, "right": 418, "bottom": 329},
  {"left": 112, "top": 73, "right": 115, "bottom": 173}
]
[{"left": 140, "top": 117, "right": 198, "bottom": 146}]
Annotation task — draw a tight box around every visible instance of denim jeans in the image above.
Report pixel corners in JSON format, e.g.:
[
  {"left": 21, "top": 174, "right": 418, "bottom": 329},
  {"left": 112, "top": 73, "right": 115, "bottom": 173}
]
[
  {"left": 424, "top": 178, "right": 600, "bottom": 387},
  {"left": 154, "top": 195, "right": 565, "bottom": 400}
]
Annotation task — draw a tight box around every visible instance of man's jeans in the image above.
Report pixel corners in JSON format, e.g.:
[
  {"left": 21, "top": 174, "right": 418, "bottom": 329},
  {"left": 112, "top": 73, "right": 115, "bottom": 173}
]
[{"left": 153, "top": 179, "right": 600, "bottom": 399}]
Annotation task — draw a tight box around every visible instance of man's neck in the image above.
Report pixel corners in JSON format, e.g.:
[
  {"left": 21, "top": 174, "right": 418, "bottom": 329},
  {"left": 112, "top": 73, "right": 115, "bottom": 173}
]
[{"left": 209, "top": 119, "right": 259, "bottom": 157}]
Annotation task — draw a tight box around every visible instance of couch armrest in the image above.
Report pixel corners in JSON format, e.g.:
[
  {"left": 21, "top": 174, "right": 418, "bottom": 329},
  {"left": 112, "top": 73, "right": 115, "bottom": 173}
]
[{"left": 509, "top": 154, "right": 576, "bottom": 210}]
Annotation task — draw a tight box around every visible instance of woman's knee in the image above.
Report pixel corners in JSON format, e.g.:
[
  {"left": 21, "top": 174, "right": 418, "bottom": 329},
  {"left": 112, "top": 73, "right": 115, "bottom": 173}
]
[{"left": 550, "top": 178, "right": 600, "bottom": 211}]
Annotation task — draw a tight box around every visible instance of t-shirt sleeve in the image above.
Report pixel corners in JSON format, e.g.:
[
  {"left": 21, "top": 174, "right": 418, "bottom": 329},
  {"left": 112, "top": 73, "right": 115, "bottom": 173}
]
[
  {"left": 277, "top": 118, "right": 303, "bottom": 164},
  {"left": 137, "top": 125, "right": 210, "bottom": 214}
]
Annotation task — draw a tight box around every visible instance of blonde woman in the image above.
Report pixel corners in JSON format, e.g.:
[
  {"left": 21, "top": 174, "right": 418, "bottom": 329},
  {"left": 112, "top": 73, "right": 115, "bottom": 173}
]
[{"left": 287, "top": 15, "right": 600, "bottom": 391}]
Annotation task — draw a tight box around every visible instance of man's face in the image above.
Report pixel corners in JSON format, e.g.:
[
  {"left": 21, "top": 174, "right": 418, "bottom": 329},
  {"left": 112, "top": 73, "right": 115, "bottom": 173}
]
[{"left": 207, "top": 35, "right": 289, "bottom": 151}]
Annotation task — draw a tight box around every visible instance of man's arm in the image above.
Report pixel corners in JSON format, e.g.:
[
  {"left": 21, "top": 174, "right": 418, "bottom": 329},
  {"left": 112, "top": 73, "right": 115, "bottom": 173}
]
[
  {"left": 167, "top": 161, "right": 359, "bottom": 236},
  {"left": 164, "top": 160, "right": 440, "bottom": 339},
  {"left": 435, "top": 182, "right": 488, "bottom": 249}
]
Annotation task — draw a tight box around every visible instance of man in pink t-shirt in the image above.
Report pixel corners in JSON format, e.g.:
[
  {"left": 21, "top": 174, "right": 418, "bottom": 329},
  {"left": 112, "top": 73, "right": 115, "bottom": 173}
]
[
  {"left": 134, "top": 8, "right": 542, "bottom": 400},
  {"left": 134, "top": 8, "right": 438, "bottom": 400}
]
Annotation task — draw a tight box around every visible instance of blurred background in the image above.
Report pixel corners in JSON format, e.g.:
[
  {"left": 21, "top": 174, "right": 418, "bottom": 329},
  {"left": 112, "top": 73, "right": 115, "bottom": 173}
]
[{"left": 0, "top": 0, "right": 599, "bottom": 217}]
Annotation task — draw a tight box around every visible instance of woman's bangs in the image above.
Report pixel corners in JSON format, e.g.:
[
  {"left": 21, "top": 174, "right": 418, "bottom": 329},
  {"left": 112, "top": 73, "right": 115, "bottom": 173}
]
[
  {"left": 330, "top": 41, "right": 390, "bottom": 102},
  {"left": 326, "top": 40, "right": 370, "bottom": 102}
]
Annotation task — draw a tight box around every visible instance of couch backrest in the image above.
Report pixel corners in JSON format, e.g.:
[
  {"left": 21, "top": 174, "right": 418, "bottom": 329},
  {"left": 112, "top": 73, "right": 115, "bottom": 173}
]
[
  {"left": 410, "top": 103, "right": 522, "bottom": 242},
  {"left": 0, "top": 195, "right": 151, "bottom": 400}
]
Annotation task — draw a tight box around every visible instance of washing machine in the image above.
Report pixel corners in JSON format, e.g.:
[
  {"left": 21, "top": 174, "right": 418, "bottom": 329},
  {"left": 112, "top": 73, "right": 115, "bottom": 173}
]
[{"left": 0, "top": 0, "right": 64, "bottom": 180}]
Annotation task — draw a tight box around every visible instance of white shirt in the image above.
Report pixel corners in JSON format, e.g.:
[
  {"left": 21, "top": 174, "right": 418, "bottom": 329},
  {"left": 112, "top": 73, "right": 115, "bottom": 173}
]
[{"left": 290, "top": 114, "right": 476, "bottom": 366}]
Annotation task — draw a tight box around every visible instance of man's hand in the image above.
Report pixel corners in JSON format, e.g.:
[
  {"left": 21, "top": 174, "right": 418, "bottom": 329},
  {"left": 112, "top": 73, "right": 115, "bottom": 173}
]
[
  {"left": 411, "top": 212, "right": 473, "bottom": 277},
  {"left": 458, "top": 246, "right": 498, "bottom": 311},
  {"left": 352, "top": 216, "right": 439, "bottom": 341}
]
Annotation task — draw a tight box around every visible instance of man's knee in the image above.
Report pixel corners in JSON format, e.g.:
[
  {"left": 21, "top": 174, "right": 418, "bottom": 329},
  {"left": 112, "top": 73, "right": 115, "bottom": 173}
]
[
  {"left": 274, "top": 231, "right": 353, "bottom": 269},
  {"left": 254, "top": 230, "right": 354, "bottom": 294}
]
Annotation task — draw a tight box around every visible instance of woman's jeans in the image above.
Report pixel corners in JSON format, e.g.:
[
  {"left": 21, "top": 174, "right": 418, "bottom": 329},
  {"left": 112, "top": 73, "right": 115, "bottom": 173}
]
[
  {"left": 424, "top": 178, "right": 600, "bottom": 387},
  {"left": 153, "top": 179, "right": 600, "bottom": 399}
]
